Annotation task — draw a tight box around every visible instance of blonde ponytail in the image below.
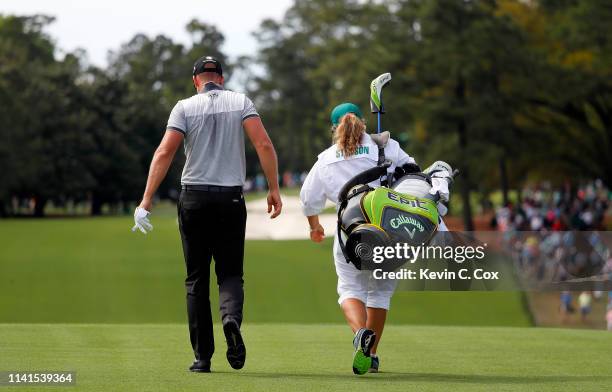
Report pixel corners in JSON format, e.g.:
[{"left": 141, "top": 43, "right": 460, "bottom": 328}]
[{"left": 333, "top": 113, "right": 366, "bottom": 157}]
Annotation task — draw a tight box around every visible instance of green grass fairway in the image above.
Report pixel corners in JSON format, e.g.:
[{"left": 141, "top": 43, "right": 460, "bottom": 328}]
[
  {"left": 1, "top": 323, "right": 611, "bottom": 392},
  {"left": 0, "top": 217, "right": 530, "bottom": 326},
  {"left": 0, "top": 216, "right": 607, "bottom": 391}
]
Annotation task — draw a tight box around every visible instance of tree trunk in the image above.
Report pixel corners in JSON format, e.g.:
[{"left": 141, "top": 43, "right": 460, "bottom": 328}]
[
  {"left": 499, "top": 155, "right": 509, "bottom": 206},
  {"left": 91, "top": 194, "right": 103, "bottom": 216},
  {"left": 456, "top": 77, "right": 474, "bottom": 231},
  {"left": 33, "top": 197, "right": 47, "bottom": 217},
  {"left": 458, "top": 139, "right": 474, "bottom": 231}
]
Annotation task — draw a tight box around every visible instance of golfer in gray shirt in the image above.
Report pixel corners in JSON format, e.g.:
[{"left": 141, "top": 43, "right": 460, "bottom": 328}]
[{"left": 133, "top": 56, "right": 282, "bottom": 373}]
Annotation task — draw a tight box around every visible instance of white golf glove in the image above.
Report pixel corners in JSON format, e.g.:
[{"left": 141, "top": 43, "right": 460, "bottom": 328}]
[
  {"left": 430, "top": 175, "right": 450, "bottom": 203},
  {"left": 132, "top": 207, "right": 153, "bottom": 234},
  {"left": 424, "top": 160, "right": 453, "bottom": 203}
]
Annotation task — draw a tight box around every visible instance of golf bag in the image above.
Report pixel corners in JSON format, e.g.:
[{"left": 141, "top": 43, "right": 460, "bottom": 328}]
[{"left": 337, "top": 132, "right": 455, "bottom": 270}]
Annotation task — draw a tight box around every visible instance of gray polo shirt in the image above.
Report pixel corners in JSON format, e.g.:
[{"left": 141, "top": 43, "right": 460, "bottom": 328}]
[{"left": 167, "top": 83, "right": 259, "bottom": 186}]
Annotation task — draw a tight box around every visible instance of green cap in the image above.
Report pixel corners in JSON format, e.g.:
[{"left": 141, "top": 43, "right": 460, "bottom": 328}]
[{"left": 330, "top": 102, "right": 363, "bottom": 126}]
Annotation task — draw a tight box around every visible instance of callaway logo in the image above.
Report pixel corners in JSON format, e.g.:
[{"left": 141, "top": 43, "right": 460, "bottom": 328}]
[
  {"left": 389, "top": 215, "right": 425, "bottom": 232},
  {"left": 404, "top": 226, "right": 417, "bottom": 239}
]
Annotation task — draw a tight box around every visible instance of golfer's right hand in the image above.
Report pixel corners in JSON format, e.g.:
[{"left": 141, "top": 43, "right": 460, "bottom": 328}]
[
  {"left": 132, "top": 207, "right": 153, "bottom": 234},
  {"left": 267, "top": 189, "right": 283, "bottom": 219},
  {"left": 310, "top": 223, "right": 325, "bottom": 243}
]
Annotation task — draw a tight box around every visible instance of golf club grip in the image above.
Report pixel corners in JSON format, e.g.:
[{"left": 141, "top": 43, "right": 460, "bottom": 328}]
[
  {"left": 429, "top": 168, "right": 460, "bottom": 203},
  {"left": 338, "top": 163, "right": 390, "bottom": 204},
  {"left": 446, "top": 169, "right": 460, "bottom": 184}
]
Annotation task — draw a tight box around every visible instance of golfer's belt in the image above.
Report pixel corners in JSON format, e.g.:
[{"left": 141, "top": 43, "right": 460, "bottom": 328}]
[{"left": 182, "top": 185, "right": 243, "bottom": 193}]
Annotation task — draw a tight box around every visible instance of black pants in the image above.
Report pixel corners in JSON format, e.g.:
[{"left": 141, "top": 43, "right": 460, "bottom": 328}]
[{"left": 177, "top": 189, "right": 247, "bottom": 361}]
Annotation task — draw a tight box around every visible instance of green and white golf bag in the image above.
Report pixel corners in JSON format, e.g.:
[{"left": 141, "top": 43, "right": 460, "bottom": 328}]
[{"left": 337, "top": 132, "right": 456, "bottom": 270}]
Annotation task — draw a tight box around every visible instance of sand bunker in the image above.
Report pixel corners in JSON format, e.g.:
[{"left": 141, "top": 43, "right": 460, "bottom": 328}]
[{"left": 245, "top": 196, "right": 336, "bottom": 240}]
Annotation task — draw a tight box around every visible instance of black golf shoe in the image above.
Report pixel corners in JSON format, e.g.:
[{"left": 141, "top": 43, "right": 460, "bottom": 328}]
[
  {"left": 189, "top": 359, "right": 211, "bottom": 373},
  {"left": 223, "top": 320, "right": 246, "bottom": 370}
]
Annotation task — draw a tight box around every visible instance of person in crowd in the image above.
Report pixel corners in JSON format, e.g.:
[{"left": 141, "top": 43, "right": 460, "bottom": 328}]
[
  {"left": 578, "top": 291, "right": 592, "bottom": 323},
  {"left": 560, "top": 291, "right": 574, "bottom": 323}
]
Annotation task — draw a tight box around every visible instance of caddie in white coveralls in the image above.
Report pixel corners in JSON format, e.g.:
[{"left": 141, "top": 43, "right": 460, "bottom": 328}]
[{"left": 300, "top": 102, "right": 449, "bottom": 375}]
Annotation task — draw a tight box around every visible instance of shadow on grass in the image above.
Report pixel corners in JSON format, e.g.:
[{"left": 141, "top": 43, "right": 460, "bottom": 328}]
[{"left": 212, "top": 371, "right": 611, "bottom": 385}]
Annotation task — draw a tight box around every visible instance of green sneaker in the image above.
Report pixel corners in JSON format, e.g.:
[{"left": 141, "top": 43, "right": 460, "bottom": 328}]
[
  {"left": 369, "top": 355, "right": 379, "bottom": 373},
  {"left": 352, "top": 328, "right": 376, "bottom": 375}
]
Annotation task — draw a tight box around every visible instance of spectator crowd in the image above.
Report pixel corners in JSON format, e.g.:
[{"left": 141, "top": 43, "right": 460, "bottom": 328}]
[
  {"left": 492, "top": 180, "right": 611, "bottom": 330},
  {"left": 492, "top": 180, "right": 610, "bottom": 232}
]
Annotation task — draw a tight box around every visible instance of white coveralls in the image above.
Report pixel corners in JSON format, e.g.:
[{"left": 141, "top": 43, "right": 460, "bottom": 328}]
[{"left": 300, "top": 133, "right": 449, "bottom": 310}]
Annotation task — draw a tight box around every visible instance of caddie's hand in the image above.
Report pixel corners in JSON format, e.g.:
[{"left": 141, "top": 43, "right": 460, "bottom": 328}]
[
  {"left": 132, "top": 206, "right": 153, "bottom": 234},
  {"left": 267, "top": 189, "right": 283, "bottom": 219},
  {"left": 430, "top": 175, "right": 450, "bottom": 203},
  {"left": 309, "top": 223, "right": 325, "bottom": 243}
]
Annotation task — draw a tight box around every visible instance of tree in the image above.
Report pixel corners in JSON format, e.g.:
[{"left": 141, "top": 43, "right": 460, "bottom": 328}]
[
  {"left": 0, "top": 15, "right": 92, "bottom": 216},
  {"left": 518, "top": 0, "right": 612, "bottom": 187},
  {"left": 251, "top": 0, "right": 406, "bottom": 174},
  {"left": 407, "top": 0, "right": 525, "bottom": 228},
  {"left": 0, "top": 16, "right": 231, "bottom": 216}
]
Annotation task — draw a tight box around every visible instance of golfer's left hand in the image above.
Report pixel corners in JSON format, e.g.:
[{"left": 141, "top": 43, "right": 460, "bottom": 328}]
[
  {"left": 267, "top": 189, "right": 283, "bottom": 219},
  {"left": 132, "top": 207, "right": 153, "bottom": 234}
]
